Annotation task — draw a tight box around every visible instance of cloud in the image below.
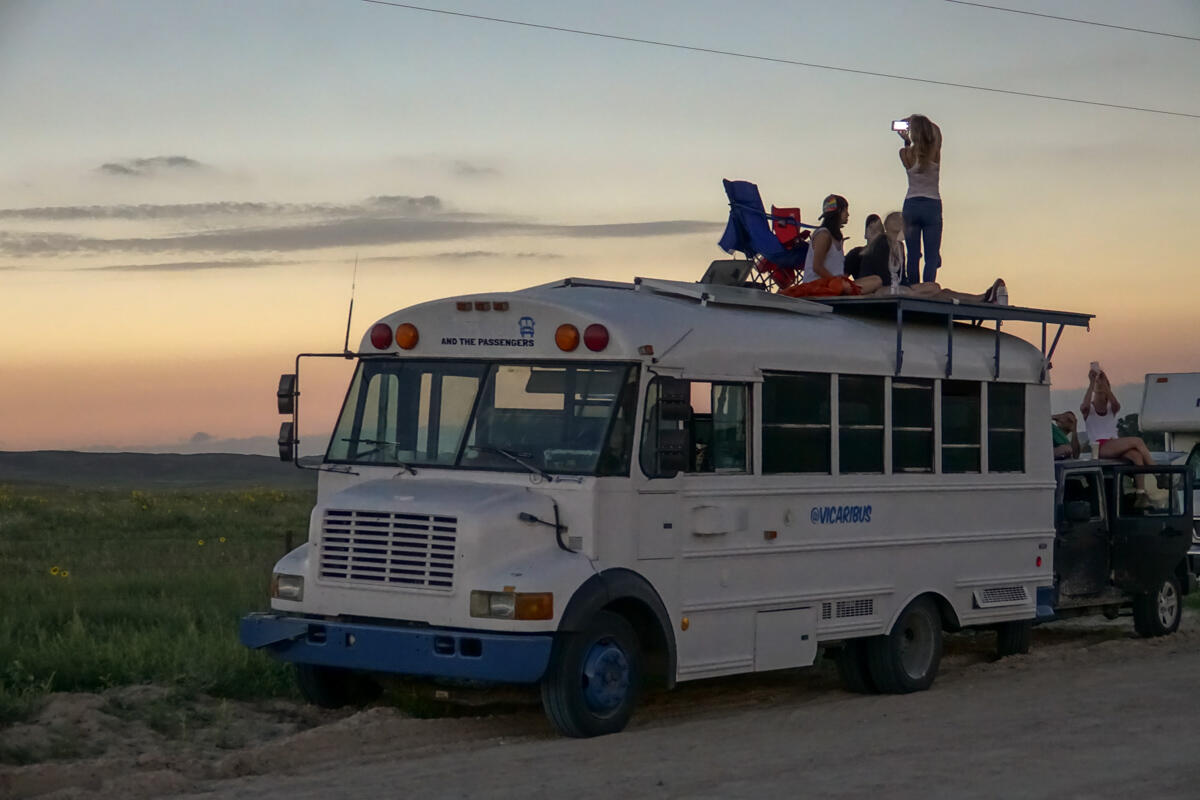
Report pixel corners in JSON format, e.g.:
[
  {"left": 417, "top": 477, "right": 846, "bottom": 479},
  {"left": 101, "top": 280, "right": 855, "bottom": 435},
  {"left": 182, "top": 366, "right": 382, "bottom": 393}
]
[
  {"left": 451, "top": 160, "right": 500, "bottom": 178},
  {"left": 97, "top": 155, "right": 208, "bottom": 178},
  {"left": 78, "top": 258, "right": 302, "bottom": 273},
  {"left": 190, "top": 432, "right": 214, "bottom": 443},
  {"left": 366, "top": 194, "right": 442, "bottom": 213},
  {"left": 0, "top": 216, "right": 717, "bottom": 257},
  {"left": 0, "top": 196, "right": 445, "bottom": 221},
  {"left": 363, "top": 250, "right": 562, "bottom": 262}
]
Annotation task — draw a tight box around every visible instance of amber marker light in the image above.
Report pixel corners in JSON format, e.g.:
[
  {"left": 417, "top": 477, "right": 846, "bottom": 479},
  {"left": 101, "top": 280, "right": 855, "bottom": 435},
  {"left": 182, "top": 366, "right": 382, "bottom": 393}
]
[
  {"left": 395, "top": 323, "right": 419, "bottom": 350},
  {"left": 681, "top": 617, "right": 690, "bottom": 631},
  {"left": 514, "top": 592, "right": 554, "bottom": 620},
  {"left": 369, "top": 323, "right": 393, "bottom": 350},
  {"left": 555, "top": 323, "right": 580, "bottom": 351}
]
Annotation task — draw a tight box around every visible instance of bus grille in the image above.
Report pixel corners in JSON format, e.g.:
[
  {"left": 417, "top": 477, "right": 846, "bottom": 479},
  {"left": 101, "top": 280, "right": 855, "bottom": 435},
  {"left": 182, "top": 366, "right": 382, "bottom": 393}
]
[{"left": 318, "top": 509, "right": 457, "bottom": 590}]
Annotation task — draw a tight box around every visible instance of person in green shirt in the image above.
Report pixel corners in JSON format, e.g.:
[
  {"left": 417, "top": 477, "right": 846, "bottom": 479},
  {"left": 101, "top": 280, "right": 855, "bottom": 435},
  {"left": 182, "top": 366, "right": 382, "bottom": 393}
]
[{"left": 1052, "top": 411, "right": 1080, "bottom": 460}]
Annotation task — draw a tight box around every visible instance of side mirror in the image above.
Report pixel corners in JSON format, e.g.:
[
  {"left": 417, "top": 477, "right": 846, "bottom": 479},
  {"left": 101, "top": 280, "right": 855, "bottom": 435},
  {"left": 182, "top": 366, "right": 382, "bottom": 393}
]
[
  {"left": 658, "top": 377, "right": 691, "bottom": 422},
  {"left": 277, "top": 373, "right": 298, "bottom": 415},
  {"left": 278, "top": 421, "right": 296, "bottom": 462},
  {"left": 1065, "top": 500, "right": 1091, "bottom": 523}
]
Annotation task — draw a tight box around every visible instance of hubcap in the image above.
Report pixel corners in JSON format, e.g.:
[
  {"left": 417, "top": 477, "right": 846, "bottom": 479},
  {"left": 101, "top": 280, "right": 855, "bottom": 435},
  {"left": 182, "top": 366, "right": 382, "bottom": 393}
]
[
  {"left": 1157, "top": 582, "right": 1179, "bottom": 628},
  {"left": 898, "top": 611, "right": 936, "bottom": 679},
  {"left": 581, "top": 636, "right": 630, "bottom": 715}
]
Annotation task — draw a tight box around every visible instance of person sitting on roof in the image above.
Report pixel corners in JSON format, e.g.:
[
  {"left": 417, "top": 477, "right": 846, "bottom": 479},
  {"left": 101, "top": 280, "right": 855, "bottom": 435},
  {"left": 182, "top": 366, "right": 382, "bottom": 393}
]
[
  {"left": 1081, "top": 366, "right": 1154, "bottom": 465},
  {"left": 855, "top": 212, "right": 1006, "bottom": 303},
  {"left": 782, "top": 195, "right": 884, "bottom": 298},
  {"left": 844, "top": 214, "right": 883, "bottom": 281},
  {"left": 1052, "top": 411, "right": 1080, "bottom": 459}
]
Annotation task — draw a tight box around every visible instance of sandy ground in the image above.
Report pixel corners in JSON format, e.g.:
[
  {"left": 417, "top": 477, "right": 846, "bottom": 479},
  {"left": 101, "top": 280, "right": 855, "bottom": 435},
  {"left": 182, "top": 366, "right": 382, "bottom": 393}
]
[{"left": 5, "top": 613, "right": 1200, "bottom": 799}]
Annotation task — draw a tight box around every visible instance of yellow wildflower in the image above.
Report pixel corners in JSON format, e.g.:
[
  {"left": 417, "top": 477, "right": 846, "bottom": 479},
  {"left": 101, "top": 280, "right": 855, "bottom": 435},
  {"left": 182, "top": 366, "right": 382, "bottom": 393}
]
[
  {"left": 49, "top": 566, "right": 60, "bottom": 575},
  {"left": 197, "top": 539, "right": 206, "bottom": 546},
  {"left": 60, "top": 570, "right": 70, "bottom": 578},
  {"left": 218, "top": 536, "right": 227, "bottom": 544}
]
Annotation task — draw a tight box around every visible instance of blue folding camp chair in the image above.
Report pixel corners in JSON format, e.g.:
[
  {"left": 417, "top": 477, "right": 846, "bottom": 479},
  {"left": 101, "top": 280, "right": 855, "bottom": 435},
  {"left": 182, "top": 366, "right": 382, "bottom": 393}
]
[{"left": 717, "top": 179, "right": 815, "bottom": 290}]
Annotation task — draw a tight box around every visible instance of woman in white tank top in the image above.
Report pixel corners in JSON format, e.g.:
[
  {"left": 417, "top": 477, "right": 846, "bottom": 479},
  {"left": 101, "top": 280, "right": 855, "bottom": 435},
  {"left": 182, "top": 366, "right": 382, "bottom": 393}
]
[
  {"left": 897, "top": 114, "right": 943, "bottom": 286},
  {"left": 797, "top": 194, "right": 882, "bottom": 293},
  {"left": 1080, "top": 367, "right": 1155, "bottom": 498}
]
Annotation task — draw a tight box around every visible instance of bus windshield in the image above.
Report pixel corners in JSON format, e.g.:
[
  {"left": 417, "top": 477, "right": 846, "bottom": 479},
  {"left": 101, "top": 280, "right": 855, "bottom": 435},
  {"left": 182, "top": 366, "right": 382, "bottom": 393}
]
[{"left": 326, "top": 360, "right": 639, "bottom": 476}]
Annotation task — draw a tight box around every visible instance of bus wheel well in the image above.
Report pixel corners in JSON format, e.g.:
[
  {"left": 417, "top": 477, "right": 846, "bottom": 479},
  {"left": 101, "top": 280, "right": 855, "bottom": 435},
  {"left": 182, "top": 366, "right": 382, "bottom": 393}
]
[
  {"left": 604, "top": 597, "right": 670, "bottom": 688},
  {"left": 927, "top": 593, "right": 962, "bottom": 632}
]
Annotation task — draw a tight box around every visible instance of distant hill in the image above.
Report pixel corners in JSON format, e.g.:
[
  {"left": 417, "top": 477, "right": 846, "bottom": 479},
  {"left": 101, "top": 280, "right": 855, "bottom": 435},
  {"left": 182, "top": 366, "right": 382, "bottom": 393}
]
[{"left": 0, "top": 451, "right": 317, "bottom": 490}]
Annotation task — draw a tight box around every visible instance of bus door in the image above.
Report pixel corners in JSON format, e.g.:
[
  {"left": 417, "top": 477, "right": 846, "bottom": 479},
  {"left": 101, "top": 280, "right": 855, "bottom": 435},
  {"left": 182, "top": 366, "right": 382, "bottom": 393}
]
[
  {"left": 634, "top": 376, "right": 690, "bottom": 560},
  {"left": 1110, "top": 465, "right": 1193, "bottom": 593},
  {"left": 1057, "top": 469, "right": 1109, "bottom": 597}
]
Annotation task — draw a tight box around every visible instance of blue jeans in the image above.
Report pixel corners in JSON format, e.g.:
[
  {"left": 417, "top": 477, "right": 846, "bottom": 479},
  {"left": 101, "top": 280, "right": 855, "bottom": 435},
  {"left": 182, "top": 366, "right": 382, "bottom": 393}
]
[{"left": 902, "top": 196, "right": 942, "bottom": 285}]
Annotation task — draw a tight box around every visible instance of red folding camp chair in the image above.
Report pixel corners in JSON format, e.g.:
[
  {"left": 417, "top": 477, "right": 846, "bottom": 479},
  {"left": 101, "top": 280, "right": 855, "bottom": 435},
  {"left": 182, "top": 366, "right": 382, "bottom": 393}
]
[{"left": 755, "top": 206, "right": 809, "bottom": 291}]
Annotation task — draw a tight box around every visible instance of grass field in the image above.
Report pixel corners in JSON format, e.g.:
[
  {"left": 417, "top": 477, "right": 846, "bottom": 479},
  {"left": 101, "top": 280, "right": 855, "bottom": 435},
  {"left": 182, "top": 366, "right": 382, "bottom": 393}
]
[{"left": 0, "top": 483, "right": 312, "bottom": 724}]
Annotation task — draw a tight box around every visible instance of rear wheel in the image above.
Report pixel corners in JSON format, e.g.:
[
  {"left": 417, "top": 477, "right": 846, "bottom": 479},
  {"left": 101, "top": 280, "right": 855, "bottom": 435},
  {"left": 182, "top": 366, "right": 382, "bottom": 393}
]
[
  {"left": 995, "top": 620, "right": 1032, "bottom": 658},
  {"left": 835, "top": 639, "right": 878, "bottom": 693},
  {"left": 867, "top": 597, "right": 943, "bottom": 694},
  {"left": 295, "top": 664, "right": 381, "bottom": 708},
  {"left": 1133, "top": 576, "right": 1182, "bottom": 638},
  {"left": 540, "top": 610, "right": 642, "bottom": 738}
]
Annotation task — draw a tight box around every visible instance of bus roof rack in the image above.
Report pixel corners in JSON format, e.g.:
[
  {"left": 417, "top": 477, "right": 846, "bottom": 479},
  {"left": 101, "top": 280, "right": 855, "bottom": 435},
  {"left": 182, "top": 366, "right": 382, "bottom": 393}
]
[{"left": 813, "top": 295, "right": 1094, "bottom": 383}]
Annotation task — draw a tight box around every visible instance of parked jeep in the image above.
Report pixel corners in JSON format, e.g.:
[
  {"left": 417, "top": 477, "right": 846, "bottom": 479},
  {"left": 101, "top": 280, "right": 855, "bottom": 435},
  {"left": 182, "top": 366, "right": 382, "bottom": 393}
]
[{"left": 1036, "top": 460, "right": 1195, "bottom": 638}]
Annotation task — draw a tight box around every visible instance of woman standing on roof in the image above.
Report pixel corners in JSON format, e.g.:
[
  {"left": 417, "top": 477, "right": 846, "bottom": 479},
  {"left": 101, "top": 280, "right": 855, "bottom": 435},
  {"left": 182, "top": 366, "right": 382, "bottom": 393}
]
[
  {"left": 897, "top": 114, "right": 943, "bottom": 285},
  {"left": 785, "top": 194, "right": 882, "bottom": 298}
]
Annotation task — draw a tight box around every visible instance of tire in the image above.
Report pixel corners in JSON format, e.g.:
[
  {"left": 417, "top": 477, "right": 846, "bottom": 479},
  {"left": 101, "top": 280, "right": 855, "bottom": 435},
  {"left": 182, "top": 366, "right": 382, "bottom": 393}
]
[
  {"left": 835, "top": 639, "right": 879, "bottom": 694},
  {"left": 866, "top": 597, "right": 944, "bottom": 694},
  {"left": 995, "top": 620, "right": 1032, "bottom": 658},
  {"left": 540, "top": 610, "right": 642, "bottom": 738},
  {"left": 1133, "top": 575, "right": 1182, "bottom": 638},
  {"left": 295, "top": 664, "right": 381, "bottom": 709}
]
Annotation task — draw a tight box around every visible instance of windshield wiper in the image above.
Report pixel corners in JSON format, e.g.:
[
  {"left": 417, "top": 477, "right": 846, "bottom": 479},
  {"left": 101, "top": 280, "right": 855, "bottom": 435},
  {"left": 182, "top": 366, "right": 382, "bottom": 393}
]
[
  {"left": 468, "top": 445, "right": 553, "bottom": 482},
  {"left": 340, "top": 437, "right": 417, "bottom": 474}
]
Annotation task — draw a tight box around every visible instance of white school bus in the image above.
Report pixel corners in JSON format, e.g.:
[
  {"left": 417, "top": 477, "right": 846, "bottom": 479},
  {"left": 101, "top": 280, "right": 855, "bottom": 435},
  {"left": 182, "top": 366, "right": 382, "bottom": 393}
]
[{"left": 240, "top": 276, "right": 1091, "bottom": 737}]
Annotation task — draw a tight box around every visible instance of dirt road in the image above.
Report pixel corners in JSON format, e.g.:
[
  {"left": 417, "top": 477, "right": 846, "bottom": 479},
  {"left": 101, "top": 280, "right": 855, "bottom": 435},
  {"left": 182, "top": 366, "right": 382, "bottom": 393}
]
[
  {"left": 192, "top": 617, "right": 1200, "bottom": 800},
  {"left": 6, "top": 616, "right": 1200, "bottom": 798}
]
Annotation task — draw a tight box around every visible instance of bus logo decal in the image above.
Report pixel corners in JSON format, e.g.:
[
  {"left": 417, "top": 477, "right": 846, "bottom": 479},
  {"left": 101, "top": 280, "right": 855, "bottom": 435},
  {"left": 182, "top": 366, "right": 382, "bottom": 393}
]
[
  {"left": 519, "top": 316, "right": 535, "bottom": 338},
  {"left": 811, "top": 505, "right": 872, "bottom": 525}
]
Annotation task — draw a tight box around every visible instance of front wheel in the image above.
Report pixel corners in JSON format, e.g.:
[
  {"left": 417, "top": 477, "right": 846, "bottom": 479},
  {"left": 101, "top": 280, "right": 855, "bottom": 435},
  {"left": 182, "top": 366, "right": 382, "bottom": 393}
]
[
  {"left": 540, "top": 610, "right": 642, "bottom": 737},
  {"left": 1133, "top": 575, "right": 1182, "bottom": 638},
  {"left": 866, "top": 597, "right": 944, "bottom": 693}
]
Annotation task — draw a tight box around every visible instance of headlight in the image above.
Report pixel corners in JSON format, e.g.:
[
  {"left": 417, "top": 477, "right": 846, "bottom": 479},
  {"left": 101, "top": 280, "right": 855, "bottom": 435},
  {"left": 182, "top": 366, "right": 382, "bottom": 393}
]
[
  {"left": 271, "top": 573, "right": 304, "bottom": 601},
  {"left": 470, "top": 590, "right": 553, "bottom": 620}
]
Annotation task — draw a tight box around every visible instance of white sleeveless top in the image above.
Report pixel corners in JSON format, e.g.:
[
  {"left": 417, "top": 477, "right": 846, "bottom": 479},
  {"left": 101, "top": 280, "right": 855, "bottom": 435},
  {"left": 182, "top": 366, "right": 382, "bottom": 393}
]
[
  {"left": 905, "top": 159, "right": 940, "bottom": 200},
  {"left": 1085, "top": 407, "right": 1119, "bottom": 442},
  {"left": 802, "top": 229, "right": 845, "bottom": 283}
]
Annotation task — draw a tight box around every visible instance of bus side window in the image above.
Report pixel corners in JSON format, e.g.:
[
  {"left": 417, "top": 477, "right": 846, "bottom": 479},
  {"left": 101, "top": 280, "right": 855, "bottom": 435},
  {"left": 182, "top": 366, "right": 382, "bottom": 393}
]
[
  {"left": 988, "top": 383, "right": 1025, "bottom": 473},
  {"left": 839, "top": 375, "right": 884, "bottom": 474},
  {"left": 688, "top": 382, "right": 749, "bottom": 473},
  {"left": 942, "top": 380, "right": 981, "bottom": 473},
  {"left": 893, "top": 378, "right": 934, "bottom": 473},
  {"left": 763, "top": 373, "right": 831, "bottom": 474}
]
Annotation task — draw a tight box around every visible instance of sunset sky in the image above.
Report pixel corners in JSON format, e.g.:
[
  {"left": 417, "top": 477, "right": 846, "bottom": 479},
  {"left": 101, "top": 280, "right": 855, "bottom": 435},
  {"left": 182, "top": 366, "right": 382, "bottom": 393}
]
[{"left": 2, "top": 0, "right": 1198, "bottom": 454}]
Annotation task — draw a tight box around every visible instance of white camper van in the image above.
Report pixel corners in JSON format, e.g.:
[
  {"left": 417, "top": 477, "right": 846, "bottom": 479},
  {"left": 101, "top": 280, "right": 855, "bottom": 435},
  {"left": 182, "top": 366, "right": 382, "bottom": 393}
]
[
  {"left": 1139, "top": 372, "right": 1200, "bottom": 572},
  {"left": 241, "top": 277, "right": 1091, "bottom": 737}
]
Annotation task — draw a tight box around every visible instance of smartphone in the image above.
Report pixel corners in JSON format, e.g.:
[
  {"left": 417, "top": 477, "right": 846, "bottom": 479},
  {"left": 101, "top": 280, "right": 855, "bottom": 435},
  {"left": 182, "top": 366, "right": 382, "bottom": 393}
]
[{"left": 892, "top": 119, "right": 909, "bottom": 132}]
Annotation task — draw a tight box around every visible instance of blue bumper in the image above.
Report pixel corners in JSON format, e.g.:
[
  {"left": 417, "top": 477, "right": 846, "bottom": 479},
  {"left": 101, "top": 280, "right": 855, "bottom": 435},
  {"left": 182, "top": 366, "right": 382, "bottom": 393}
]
[{"left": 239, "top": 612, "right": 554, "bottom": 684}]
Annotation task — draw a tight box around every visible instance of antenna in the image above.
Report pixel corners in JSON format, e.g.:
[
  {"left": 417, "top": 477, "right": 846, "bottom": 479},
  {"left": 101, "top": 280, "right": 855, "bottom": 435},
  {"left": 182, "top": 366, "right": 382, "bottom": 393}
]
[{"left": 342, "top": 254, "right": 359, "bottom": 356}]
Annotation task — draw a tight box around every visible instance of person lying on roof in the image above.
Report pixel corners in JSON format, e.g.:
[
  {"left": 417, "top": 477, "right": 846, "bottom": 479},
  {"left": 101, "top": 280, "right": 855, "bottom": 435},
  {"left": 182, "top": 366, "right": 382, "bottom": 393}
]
[{"left": 783, "top": 201, "right": 1005, "bottom": 303}]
